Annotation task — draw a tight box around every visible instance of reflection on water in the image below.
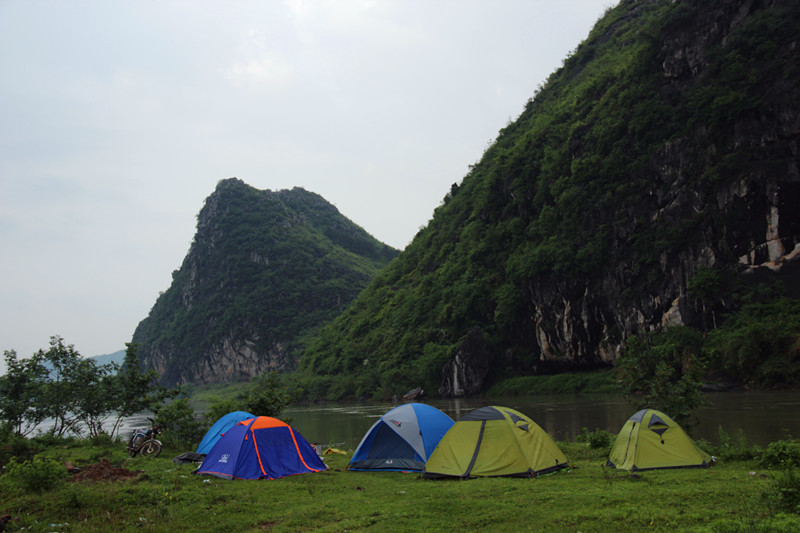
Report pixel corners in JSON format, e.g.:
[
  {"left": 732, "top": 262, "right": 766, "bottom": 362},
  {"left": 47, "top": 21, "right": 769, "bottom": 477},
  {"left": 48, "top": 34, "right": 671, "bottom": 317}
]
[
  {"left": 285, "top": 391, "right": 800, "bottom": 449},
  {"left": 35, "top": 413, "right": 154, "bottom": 439}
]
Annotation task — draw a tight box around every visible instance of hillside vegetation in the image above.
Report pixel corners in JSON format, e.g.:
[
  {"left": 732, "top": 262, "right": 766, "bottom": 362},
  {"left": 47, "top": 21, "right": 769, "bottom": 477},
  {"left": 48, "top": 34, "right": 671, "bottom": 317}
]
[{"left": 296, "top": 0, "right": 800, "bottom": 400}]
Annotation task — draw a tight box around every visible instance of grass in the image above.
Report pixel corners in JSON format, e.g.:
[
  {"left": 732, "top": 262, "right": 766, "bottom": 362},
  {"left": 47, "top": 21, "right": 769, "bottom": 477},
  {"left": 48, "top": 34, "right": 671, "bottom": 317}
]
[{"left": 2, "top": 439, "right": 799, "bottom": 532}]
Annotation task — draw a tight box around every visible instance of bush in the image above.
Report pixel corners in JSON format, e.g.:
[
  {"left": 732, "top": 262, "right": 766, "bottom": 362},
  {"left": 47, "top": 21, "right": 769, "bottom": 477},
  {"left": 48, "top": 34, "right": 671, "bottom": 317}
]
[
  {"left": 0, "top": 455, "right": 66, "bottom": 493},
  {"left": 90, "top": 433, "right": 115, "bottom": 447},
  {"left": 576, "top": 428, "right": 614, "bottom": 450},
  {"left": 154, "top": 398, "right": 204, "bottom": 450},
  {"left": 761, "top": 440, "right": 800, "bottom": 469},
  {"left": 0, "top": 432, "right": 39, "bottom": 469}
]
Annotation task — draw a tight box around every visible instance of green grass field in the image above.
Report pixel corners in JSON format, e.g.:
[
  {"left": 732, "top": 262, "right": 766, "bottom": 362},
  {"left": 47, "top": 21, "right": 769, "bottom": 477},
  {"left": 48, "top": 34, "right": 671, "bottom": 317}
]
[{"left": 1, "top": 439, "right": 798, "bottom": 532}]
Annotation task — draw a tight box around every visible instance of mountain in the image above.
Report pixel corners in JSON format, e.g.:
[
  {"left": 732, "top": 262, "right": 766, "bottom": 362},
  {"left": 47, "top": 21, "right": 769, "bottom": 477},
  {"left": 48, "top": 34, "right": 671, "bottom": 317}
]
[
  {"left": 89, "top": 350, "right": 125, "bottom": 368},
  {"left": 131, "top": 178, "right": 398, "bottom": 386},
  {"left": 297, "top": 0, "right": 800, "bottom": 400}
]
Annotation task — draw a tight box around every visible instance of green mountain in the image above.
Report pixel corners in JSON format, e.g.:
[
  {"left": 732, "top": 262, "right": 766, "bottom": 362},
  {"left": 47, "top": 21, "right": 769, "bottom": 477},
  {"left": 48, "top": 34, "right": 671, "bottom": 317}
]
[
  {"left": 131, "top": 178, "right": 398, "bottom": 386},
  {"left": 297, "top": 0, "right": 800, "bottom": 400}
]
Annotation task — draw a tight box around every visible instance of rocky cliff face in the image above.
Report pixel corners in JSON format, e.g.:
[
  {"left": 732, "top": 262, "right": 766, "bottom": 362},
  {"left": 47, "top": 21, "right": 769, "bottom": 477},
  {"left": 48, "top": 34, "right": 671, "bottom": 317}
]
[
  {"left": 132, "top": 178, "right": 398, "bottom": 386},
  {"left": 466, "top": 0, "right": 800, "bottom": 393},
  {"left": 278, "top": 0, "right": 800, "bottom": 400}
]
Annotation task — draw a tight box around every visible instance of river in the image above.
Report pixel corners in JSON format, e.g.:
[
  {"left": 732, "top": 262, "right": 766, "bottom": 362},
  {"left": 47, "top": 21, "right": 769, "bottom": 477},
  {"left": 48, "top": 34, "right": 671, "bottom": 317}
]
[
  {"left": 283, "top": 391, "right": 800, "bottom": 449},
  {"left": 35, "top": 391, "right": 800, "bottom": 450}
]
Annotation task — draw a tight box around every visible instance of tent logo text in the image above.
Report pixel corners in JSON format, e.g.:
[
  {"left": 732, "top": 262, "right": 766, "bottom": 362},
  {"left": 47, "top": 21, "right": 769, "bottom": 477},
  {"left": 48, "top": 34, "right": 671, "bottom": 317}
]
[{"left": 219, "top": 454, "right": 230, "bottom": 463}]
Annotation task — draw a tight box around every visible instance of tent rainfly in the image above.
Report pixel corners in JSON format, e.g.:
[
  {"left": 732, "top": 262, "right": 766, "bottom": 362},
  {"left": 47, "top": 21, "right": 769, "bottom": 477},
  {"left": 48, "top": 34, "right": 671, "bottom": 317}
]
[
  {"left": 607, "top": 408, "right": 712, "bottom": 471},
  {"left": 348, "top": 403, "right": 454, "bottom": 472},
  {"left": 423, "top": 405, "right": 570, "bottom": 478},
  {"left": 196, "top": 411, "right": 255, "bottom": 455},
  {"left": 196, "top": 416, "right": 326, "bottom": 480}
]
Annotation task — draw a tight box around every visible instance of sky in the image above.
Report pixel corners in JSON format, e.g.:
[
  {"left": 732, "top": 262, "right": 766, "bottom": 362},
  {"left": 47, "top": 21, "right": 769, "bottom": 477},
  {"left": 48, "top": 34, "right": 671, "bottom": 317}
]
[{"left": 0, "top": 0, "right": 613, "bottom": 370}]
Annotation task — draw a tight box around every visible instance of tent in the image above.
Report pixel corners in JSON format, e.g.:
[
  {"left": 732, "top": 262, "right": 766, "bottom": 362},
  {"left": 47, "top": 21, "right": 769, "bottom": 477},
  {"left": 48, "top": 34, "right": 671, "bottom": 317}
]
[
  {"left": 196, "top": 411, "right": 255, "bottom": 455},
  {"left": 349, "top": 403, "right": 454, "bottom": 471},
  {"left": 606, "top": 408, "right": 712, "bottom": 471},
  {"left": 423, "top": 406, "right": 570, "bottom": 478},
  {"left": 195, "top": 416, "right": 326, "bottom": 480}
]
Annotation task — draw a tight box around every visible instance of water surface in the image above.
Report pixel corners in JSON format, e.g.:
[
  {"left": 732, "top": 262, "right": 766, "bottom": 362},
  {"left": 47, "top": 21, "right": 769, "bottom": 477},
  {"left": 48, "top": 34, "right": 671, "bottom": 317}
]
[{"left": 284, "top": 391, "right": 800, "bottom": 449}]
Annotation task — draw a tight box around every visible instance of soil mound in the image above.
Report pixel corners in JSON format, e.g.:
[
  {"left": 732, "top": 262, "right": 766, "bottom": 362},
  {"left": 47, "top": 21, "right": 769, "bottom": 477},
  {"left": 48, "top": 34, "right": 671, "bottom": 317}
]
[{"left": 68, "top": 459, "right": 142, "bottom": 483}]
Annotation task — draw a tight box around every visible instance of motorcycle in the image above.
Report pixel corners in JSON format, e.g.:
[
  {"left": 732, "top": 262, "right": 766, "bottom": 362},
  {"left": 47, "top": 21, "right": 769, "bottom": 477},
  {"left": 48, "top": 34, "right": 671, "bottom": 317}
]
[{"left": 126, "top": 417, "right": 163, "bottom": 458}]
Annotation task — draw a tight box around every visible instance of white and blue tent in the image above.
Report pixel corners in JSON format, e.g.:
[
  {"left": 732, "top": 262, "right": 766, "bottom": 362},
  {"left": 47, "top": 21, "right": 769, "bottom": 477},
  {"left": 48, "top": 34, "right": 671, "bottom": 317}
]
[
  {"left": 196, "top": 411, "right": 255, "bottom": 455},
  {"left": 348, "top": 403, "right": 454, "bottom": 472}
]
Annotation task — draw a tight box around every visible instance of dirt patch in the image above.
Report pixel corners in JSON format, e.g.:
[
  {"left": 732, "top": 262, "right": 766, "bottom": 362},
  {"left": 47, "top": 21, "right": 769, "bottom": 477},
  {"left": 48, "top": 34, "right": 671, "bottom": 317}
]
[{"left": 68, "top": 459, "right": 142, "bottom": 483}]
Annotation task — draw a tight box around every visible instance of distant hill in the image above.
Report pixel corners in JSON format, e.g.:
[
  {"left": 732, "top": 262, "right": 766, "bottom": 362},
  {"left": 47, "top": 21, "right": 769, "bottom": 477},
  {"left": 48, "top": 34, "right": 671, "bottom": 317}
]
[
  {"left": 89, "top": 350, "right": 125, "bottom": 367},
  {"left": 297, "top": 0, "right": 800, "bottom": 400},
  {"left": 131, "top": 178, "right": 399, "bottom": 387}
]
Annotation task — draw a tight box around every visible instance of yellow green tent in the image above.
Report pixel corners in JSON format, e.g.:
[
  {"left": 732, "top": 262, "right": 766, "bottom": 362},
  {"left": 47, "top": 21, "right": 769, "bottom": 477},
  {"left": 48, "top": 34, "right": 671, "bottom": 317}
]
[
  {"left": 607, "top": 409, "right": 712, "bottom": 471},
  {"left": 422, "top": 406, "right": 570, "bottom": 478}
]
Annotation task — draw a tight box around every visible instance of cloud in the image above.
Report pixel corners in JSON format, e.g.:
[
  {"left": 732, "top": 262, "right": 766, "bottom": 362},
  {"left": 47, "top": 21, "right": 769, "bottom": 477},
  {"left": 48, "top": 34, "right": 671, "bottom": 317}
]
[{"left": 222, "top": 28, "right": 294, "bottom": 90}]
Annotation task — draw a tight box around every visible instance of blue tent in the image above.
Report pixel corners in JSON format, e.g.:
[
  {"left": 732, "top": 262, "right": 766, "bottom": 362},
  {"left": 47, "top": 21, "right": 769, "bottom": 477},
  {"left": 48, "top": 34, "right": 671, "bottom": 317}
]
[
  {"left": 348, "top": 403, "right": 454, "bottom": 472},
  {"left": 196, "top": 411, "right": 255, "bottom": 455},
  {"left": 196, "top": 416, "right": 326, "bottom": 480}
]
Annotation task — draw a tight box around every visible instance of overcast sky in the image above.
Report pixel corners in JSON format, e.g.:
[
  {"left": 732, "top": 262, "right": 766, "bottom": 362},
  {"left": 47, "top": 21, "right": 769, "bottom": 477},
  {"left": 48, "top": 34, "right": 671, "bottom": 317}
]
[{"left": 0, "top": 0, "right": 613, "bottom": 369}]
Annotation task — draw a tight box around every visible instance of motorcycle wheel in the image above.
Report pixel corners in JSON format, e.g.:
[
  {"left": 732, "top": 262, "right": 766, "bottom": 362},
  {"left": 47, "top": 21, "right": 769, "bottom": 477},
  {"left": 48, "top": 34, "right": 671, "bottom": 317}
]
[
  {"left": 141, "top": 440, "right": 162, "bottom": 458},
  {"left": 128, "top": 448, "right": 138, "bottom": 457}
]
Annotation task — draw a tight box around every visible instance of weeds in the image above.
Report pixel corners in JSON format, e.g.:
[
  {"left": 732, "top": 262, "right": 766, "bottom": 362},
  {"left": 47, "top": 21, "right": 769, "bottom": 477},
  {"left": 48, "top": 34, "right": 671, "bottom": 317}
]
[
  {"left": 763, "top": 468, "right": 800, "bottom": 514},
  {"left": 698, "top": 427, "right": 762, "bottom": 462}
]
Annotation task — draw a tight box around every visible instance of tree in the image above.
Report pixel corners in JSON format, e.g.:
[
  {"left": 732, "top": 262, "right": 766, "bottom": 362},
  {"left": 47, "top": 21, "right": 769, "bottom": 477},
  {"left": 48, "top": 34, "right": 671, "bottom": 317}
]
[
  {"left": 616, "top": 326, "right": 706, "bottom": 431},
  {"left": 203, "top": 397, "right": 244, "bottom": 428},
  {"left": 106, "top": 343, "right": 161, "bottom": 438},
  {"left": 72, "top": 358, "right": 117, "bottom": 438},
  {"left": 153, "top": 398, "right": 204, "bottom": 449},
  {"left": 0, "top": 350, "right": 47, "bottom": 436},
  {"left": 242, "top": 371, "right": 295, "bottom": 418},
  {"left": 37, "top": 336, "right": 91, "bottom": 437}
]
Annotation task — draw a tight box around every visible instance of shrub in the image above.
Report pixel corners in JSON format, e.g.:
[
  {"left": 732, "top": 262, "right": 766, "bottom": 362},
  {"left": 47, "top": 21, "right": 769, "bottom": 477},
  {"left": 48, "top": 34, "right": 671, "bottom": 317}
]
[
  {"left": 0, "top": 455, "right": 66, "bottom": 493},
  {"left": 90, "top": 433, "right": 114, "bottom": 447},
  {"left": 576, "top": 428, "right": 614, "bottom": 450},
  {"left": 0, "top": 432, "right": 40, "bottom": 470},
  {"left": 761, "top": 440, "right": 800, "bottom": 469},
  {"left": 154, "top": 398, "right": 204, "bottom": 449}
]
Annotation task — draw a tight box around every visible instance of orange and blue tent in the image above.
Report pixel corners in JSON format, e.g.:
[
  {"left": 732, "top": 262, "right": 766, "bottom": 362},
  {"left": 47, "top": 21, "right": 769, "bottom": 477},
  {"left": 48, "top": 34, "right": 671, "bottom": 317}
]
[{"left": 195, "top": 416, "right": 326, "bottom": 480}]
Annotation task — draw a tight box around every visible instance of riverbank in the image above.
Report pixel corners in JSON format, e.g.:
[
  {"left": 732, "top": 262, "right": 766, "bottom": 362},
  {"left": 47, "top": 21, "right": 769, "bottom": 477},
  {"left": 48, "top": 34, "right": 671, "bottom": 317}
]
[
  {"left": 485, "top": 369, "right": 621, "bottom": 396},
  {"left": 1, "top": 438, "right": 799, "bottom": 532}
]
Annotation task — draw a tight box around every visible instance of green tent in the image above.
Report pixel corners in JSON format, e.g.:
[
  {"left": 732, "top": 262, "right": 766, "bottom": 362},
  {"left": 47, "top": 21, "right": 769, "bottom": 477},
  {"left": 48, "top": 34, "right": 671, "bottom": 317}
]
[
  {"left": 422, "top": 406, "right": 570, "bottom": 478},
  {"left": 607, "top": 409, "right": 712, "bottom": 471}
]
